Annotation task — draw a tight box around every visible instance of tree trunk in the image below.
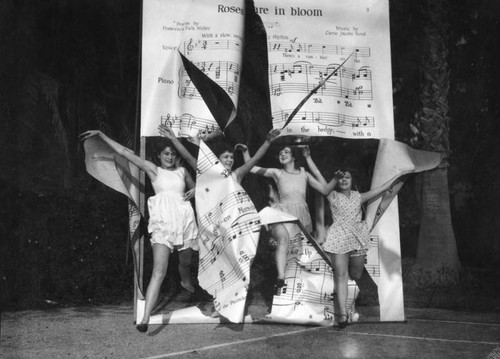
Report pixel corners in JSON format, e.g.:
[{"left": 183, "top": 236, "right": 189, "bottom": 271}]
[
  {"left": 415, "top": 166, "right": 460, "bottom": 272},
  {"left": 411, "top": 0, "right": 461, "bottom": 276}
]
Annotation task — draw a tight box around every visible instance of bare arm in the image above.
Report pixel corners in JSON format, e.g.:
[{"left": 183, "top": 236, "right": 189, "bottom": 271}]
[
  {"left": 305, "top": 171, "right": 330, "bottom": 195},
  {"left": 233, "top": 129, "right": 280, "bottom": 183},
  {"left": 79, "top": 130, "right": 157, "bottom": 178},
  {"left": 240, "top": 138, "right": 281, "bottom": 180},
  {"left": 322, "top": 170, "right": 344, "bottom": 195},
  {"left": 360, "top": 173, "right": 406, "bottom": 203},
  {"left": 302, "top": 146, "right": 327, "bottom": 185},
  {"left": 158, "top": 124, "right": 197, "bottom": 171},
  {"left": 183, "top": 169, "right": 196, "bottom": 201}
]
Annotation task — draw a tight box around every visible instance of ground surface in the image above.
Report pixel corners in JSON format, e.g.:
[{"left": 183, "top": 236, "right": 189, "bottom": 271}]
[{"left": 2, "top": 293, "right": 500, "bottom": 359}]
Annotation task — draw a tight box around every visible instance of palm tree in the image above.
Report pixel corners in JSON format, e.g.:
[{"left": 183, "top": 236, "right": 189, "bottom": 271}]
[{"left": 410, "top": 0, "right": 461, "bottom": 278}]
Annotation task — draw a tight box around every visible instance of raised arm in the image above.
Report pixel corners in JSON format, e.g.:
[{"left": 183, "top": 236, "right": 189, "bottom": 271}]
[
  {"left": 158, "top": 124, "right": 197, "bottom": 171},
  {"left": 240, "top": 135, "right": 281, "bottom": 181},
  {"left": 233, "top": 129, "right": 280, "bottom": 183},
  {"left": 302, "top": 146, "right": 327, "bottom": 185},
  {"left": 360, "top": 173, "right": 406, "bottom": 204},
  {"left": 305, "top": 171, "right": 330, "bottom": 195},
  {"left": 305, "top": 168, "right": 343, "bottom": 196},
  {"left": 79, "top": 130, "right": 157, "bottom": 178}
]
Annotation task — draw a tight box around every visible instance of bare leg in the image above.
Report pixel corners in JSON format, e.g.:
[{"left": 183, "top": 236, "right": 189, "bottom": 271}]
[
  {"left": 348, "top": 254, "right": 366, "bottom": 281},
  {"left": 332, "top": 253, "right": 350, "bottom": 320},
  {"left": 178, "top": 248, "right": 194, "bottom": 293},
  {"left": 271, "top": 224, "right": 290, "bottom": 280},
  {"left": 138, "top": 244, "right": 171, "bottom": 325}
]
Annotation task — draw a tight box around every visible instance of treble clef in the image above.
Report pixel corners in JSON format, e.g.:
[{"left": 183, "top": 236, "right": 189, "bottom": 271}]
[{"left": 186, "top": 38, "right": 194, "bottom": 54}]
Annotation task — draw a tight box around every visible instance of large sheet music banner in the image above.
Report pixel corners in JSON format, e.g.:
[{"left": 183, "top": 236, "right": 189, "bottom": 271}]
[
  {"left": 255, "top": 0, "right": 394, "bottom": 138},
  {"left": 141, "top": 0, "right": 245, "bottom": 138}
]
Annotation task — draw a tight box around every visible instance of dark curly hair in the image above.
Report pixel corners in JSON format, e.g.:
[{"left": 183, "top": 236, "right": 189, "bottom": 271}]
[
  {"left": 333, "top": 168, "right": 359, "bottom": 192},
  {"left": 277, "top": 145, "right": 301, "bottom": 170},
  {"left": 151, "top": 138, "right": 182, "bottom": 168}
]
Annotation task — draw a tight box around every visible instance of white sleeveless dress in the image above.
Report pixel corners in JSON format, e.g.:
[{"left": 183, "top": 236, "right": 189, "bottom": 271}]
[{"left": 147, "top": 167, "right": 198, "bottom": 251}]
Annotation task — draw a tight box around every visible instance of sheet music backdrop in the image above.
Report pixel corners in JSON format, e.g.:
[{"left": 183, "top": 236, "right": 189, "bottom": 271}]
[{"left": 140, "top": 0, "right": 406, "bottom": 324}]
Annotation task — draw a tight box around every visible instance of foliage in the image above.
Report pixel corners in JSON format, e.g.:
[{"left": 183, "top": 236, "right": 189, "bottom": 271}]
[{"left": 0, "top": 177, "right": 133, "bottom": 310}]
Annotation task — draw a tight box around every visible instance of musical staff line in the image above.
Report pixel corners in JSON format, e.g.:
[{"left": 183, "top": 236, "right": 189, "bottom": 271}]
[
  {"left": 200, "top": 191, "right": 254, "bottom": 228},
  {"left": 267, "top": 41, "right": 371, "bottom": 58},
  {"left": 199, "top": 214, "right": 260, "bottom": 268},
  {"left": 270, "top": 82, "right": 372, "bottom": 100},
  {"left": 198, "top": 214, "right": 260, "bottom": 294},
  {"left": 178, "top": 60, "right": 240, "bottom": 100},
  {"left": 196, "top": 144, "right": 221, "bottom": 175},
  {"left": 272, "top": 109, "right": 375, "bottom": 128},
  {"left": 183, "top": 38, "right": 243, "bottom": 54},
  {"left": 269, "top": 62, "right": 372, "bottom": 82}
]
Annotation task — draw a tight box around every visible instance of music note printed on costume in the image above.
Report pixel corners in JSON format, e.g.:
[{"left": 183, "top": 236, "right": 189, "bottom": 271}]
[{"left": 195, "top": 141, "right": 261, "bottom": 323}]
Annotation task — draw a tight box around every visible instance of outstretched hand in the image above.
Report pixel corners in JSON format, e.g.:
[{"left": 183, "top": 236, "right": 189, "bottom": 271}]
[
  {"left": 79, "top": 130, "right": 102, "bottom": 142},
  {"left": 158, "top": 124, "right": 176, "bottom": 139},
  {"left": 266, "top": 128, "right": 281, "bottom": 142}
]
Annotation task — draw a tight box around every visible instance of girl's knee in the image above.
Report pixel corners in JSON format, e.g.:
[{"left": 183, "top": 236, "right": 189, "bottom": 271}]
[{"left": 151, "top": 263, "right": 168, "bottom": 280}]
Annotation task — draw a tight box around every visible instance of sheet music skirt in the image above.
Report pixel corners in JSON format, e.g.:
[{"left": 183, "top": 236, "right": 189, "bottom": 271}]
[{"left": 147, "top": 193, "right": 199, "bottom": 251}]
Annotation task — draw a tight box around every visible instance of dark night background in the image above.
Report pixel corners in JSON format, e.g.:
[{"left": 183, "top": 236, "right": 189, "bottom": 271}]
[{"left": 1, "top": 0, "right": 499, "bottom": 312}]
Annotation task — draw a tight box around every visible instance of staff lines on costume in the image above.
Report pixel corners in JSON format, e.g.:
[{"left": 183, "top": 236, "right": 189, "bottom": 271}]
[
  {"left": 200, "top": 191, "right": 255, "bottom": 228},
  {"left": 198, "top": 213, "right": 260, "bottom": 266},
  {"left": 200, "top": 259, "right": 246, "bottom": 294},
  {"left": 196, "top": 144, "right": 224, "bottom": 176},
  {"left": 272, "top": 109, "right": 375, "bottom": 129},
  {"left": 183, "top": 38, "right": 243, "bottom": 55},
  {"left": 198, "top": 216, "right": 260, "bottom": 294},
  {"left": 274, "top": 259, "right": 357, "bottom": 309},
  {"left": 267, "top": 41, "right": 371, "bottom": 58}
]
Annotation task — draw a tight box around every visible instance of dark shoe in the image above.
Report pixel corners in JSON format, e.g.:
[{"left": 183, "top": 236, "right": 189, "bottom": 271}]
[
  {"left": 338, "top": 314, "right": 349, "bottom": 329},
  {"left": 274, "top": 278, "right": 286, "bottom": 296},
  {"left": 136, "top": 323, "right": 148, "bottom": 333}
]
